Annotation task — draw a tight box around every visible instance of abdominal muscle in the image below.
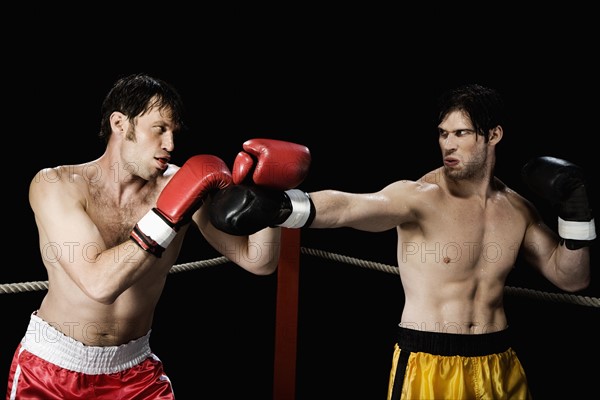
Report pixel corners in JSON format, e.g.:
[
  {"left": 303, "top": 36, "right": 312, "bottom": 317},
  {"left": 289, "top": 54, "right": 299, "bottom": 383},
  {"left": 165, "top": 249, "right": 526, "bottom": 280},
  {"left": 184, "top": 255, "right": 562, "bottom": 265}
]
[
  {"left": 35, "top": 264, "right": 169, "bottom": 347},
  {"left": 36, "top": 289, "right": 160, "bottom": 347},
  {"left": 397, "top": 250, "right": 511, "bottom": 335},
  {"left": 399, "top": 301, "right": 508, "bottom": 335}
]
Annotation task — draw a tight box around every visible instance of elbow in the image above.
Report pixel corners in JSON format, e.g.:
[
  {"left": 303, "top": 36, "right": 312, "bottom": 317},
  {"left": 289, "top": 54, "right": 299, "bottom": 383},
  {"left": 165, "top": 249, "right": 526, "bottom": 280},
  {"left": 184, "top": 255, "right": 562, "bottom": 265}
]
[
  {"left": 88, "top": 291, "right": 119, "bottom": 305},
  {"left": 570, "top": 280, "right": 591, "bottom": 293},
  {"left": 84, "top": 283, "right": 120, "bottom": 305},
  {"left": 558, "top": 275, "right": 591, "bottom": 293},
  {"left": 242, "top": 258, "right": 278, "bottom": 276},
  {"left": 253, "top": 261, "right": 278, "bottom": 276}
]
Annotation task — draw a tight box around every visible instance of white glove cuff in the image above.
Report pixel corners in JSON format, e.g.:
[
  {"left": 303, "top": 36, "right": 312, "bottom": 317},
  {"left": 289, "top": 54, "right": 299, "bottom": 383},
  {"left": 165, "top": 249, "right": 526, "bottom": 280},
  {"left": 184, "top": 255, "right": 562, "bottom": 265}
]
[
  {"left": 279, "top": 189, "right": 312, "bottom": 229},
  {"left": 558, "top": 217, "right": 596, "bottom": 241},
  {"left": 137, "top": 209, "right": 177, "bottom": 248}
]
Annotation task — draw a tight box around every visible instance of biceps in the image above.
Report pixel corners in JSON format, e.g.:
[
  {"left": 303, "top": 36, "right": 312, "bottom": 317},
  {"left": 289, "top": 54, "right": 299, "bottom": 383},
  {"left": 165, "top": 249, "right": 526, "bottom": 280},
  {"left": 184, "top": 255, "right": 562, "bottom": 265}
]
[
  {"left": 37, "top": 208, "right": 106, "bottom": 266},
  {"left": 337, "top": 195, "right": 402, "bottom": 231},
  {"left": 522, "top": 222, "right": 560, "bottom": 267}
]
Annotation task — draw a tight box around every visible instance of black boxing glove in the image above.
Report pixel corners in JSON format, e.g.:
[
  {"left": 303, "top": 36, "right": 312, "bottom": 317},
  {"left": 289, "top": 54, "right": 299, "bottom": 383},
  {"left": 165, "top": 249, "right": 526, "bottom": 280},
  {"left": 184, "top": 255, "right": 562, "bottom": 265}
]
[
  {"left": 207, "top": 184, "right": 315, "bottom": 235},
  {"left": 522, "top": 156, "right": 596, "bottom": 250}
]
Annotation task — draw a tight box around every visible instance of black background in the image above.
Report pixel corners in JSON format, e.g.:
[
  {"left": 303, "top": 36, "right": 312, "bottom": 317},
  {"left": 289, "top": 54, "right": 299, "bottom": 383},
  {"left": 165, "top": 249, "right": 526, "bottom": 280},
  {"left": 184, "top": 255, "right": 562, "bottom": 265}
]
[{"left": 2, "top": 10, "right": 599, "bottom": 399}]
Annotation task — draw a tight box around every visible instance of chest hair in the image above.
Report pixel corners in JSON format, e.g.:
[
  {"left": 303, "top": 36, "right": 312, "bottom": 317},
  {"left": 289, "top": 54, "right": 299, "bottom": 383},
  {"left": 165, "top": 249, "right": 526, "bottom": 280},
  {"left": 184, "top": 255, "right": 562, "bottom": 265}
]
[{"left": 87, "top": 184, "right": 160, "bottom": 248}]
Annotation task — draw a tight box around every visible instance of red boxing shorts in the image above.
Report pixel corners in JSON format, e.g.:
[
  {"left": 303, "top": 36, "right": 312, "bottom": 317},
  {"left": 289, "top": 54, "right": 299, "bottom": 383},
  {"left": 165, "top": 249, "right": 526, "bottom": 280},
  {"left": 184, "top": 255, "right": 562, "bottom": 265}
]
[
  {"left": 387, "top": 326, "right": 532, "bottom": 400},
  {"left": 6, "top": 312, "right": 175, "bottom": 400}
]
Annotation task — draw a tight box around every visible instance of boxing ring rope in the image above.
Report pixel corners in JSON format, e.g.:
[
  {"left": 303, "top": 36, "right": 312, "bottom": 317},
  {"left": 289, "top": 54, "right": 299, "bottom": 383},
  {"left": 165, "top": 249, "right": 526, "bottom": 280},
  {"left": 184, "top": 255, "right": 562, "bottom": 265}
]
[
  {"left": 2, "top": 245, "right": 599, "bottom": 308},
  {"left": 298, "top": 247, "right": 600, "bottom": 308},
  {"left": 1, "top": 229, "right": 598, "bottom": 400},
  {"left": 0, "top": 257, "right": 230, "bottom": 294}
]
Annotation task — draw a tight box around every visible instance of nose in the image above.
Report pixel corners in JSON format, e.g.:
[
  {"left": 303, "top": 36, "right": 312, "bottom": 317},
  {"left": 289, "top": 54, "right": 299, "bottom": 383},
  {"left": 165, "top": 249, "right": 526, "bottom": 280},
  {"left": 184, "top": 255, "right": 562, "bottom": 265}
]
[
  {"left": 440, "top": 134, "right": 457, "bottom": 151},
  {"left": 162, "top": 132, "right": 175, "bottom": 152}
]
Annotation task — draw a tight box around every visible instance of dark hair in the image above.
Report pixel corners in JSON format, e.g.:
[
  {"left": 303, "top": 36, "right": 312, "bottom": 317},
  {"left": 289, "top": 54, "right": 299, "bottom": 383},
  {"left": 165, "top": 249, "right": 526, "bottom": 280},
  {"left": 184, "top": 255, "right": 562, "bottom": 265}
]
[
  {"left": 98, "top": 73, "right": 185, "bottom": 142},
  {"left": 436, "top": 84, "right": 504, "bottom": 142}
]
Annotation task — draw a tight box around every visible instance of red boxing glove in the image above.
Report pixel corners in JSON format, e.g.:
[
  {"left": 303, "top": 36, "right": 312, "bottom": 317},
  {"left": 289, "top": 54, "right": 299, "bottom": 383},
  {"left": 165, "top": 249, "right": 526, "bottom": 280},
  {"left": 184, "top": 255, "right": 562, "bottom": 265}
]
[
  {"left": 131, "top": 154, "right": 232, "bottom": 256},
  {"left": 233, "top": 138, "right": 311, "bottom": 190}
]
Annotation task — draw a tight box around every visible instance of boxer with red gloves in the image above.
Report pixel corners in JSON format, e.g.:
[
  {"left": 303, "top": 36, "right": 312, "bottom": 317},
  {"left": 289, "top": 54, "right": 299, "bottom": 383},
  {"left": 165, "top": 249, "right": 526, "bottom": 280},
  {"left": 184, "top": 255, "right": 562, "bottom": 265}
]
[
  {"left": 208, "top": 138, "right": 314, "bottom": 235},
  {"left": 8, "top": 74, "right": 281, "bottom": 400},
  {"left": 131, "top": 154, "right": 232, "bottom": 256}
]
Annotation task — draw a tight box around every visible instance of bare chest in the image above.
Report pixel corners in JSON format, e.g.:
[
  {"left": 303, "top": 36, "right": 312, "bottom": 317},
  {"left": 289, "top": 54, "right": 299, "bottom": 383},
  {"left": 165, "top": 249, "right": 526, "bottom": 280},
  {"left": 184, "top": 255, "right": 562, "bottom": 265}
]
[
  {"left": 87, "top": 188, "right": 159, "bottom": 248},
  {"left": 403, "top": 199, "right": 526, "bottom": 269}
]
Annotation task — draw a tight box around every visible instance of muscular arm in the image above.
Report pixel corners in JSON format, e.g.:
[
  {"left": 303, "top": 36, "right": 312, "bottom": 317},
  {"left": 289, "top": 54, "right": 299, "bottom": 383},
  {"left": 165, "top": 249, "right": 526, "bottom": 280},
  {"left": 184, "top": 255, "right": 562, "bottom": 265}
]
[
  {"left": 31, "top": 168, "right": 160, "bottom": 305},
  {"left": 521, "top": 202, "right": 591, "bottom": 292},
  {"left": 520, "top": 157, "right": 593, "bottom": 292},
  {"left": 199, "top": 178, "right": 420, "bottom": 271},
  {"left": 309, "top": 180, "right": 420, "bottom": 232}
]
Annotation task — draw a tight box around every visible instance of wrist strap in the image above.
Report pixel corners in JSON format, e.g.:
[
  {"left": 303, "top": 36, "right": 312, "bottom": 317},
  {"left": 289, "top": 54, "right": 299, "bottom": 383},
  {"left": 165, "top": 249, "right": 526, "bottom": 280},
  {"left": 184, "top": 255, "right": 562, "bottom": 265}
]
[
  {"left": 558, "top": 217, "right": 596, "bottom": 241},
  {"left": 137, "top": 209, "right": 177, "bottom": 247},
  {"left": 279, "top": 189, "right": 312, "bottom": 229}
]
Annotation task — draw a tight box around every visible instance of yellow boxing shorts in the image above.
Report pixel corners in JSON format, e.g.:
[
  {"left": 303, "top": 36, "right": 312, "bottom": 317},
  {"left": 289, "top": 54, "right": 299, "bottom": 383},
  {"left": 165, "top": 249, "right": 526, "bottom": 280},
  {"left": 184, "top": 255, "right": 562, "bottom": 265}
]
[{"left": 387, "top": 327, "right": 532, "bottom": 400}]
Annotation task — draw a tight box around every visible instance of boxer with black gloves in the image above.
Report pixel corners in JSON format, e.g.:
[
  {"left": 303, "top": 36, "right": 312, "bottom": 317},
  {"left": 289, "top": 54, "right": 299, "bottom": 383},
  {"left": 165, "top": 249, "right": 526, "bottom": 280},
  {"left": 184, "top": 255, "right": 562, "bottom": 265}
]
[
  {"left": 522, "top": 156, "right": 596, "bottom": 250},
  {"left": 209, "top": 138, "right": 314, "bottom": 235},
  {"left": 209, "top": 85, "right": 592, "bottom": 399}
]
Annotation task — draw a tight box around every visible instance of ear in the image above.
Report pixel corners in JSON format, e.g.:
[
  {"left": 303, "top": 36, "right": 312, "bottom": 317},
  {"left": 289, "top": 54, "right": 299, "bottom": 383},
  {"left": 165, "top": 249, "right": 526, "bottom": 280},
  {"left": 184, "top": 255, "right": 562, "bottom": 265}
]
[
  {"left": 109, "top": 111, "right": 127, "bottom": 136},
  {"left": 488, "top": 125, "right": 503, "bottom": 145}
]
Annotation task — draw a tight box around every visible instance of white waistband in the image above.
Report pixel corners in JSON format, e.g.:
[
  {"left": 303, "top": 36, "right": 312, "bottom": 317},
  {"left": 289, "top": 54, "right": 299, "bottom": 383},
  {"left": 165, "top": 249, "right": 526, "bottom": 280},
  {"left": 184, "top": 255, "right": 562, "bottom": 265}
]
[{"left": 21, "top": 313, "right": 152, "bottom": 375}]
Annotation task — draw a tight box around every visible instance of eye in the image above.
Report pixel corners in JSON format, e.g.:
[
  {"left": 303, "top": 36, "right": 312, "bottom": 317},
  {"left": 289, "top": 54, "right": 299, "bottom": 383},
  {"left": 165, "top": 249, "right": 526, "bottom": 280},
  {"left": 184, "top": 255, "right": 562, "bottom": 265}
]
[
  {"left": 457, "top": 129, "right": 475, "bottom": 137},
  {"left": 154, "top": 125, "right": 167, "bottom": 134}
]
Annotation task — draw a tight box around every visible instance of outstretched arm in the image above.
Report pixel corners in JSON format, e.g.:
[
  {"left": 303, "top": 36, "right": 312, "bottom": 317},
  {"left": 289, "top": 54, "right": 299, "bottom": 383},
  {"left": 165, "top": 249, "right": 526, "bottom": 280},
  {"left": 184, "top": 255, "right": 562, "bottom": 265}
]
[
  {"left": 309, "top": 186, "right": 410, "bottom": 232},
  {"left": 209, "top": 179, "right": 421, "bottom": 235}
]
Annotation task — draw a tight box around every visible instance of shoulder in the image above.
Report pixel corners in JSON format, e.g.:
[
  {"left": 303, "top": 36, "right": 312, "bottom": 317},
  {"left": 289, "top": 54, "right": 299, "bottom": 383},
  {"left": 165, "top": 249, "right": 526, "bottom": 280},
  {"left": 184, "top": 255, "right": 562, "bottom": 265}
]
[
  {"left": 29, "top": 165, "right": 89, "bottom": 210},
  {"left": 30, "top": 165, "right": 83, "bottom": 191},
  {"left": 389, "top": 168, "right": 444, "bottom": 199},
  {"left": 419, "top": 167, "right": 445, "bottom": 187},
  {"left": 492, "top": 177, "right": 522, "bottom": 202},
  {"left": 383, "top": 179, "right": 437, "bottom": 195},
  {"left": 378, "top": 167, "right": 443, "bottom": 196},
  {"left": 492, "top": 177, "right": 540, "bottom": 220},
  {"left": 379, "top": 171, "right": 442, "bottom": 207}
]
